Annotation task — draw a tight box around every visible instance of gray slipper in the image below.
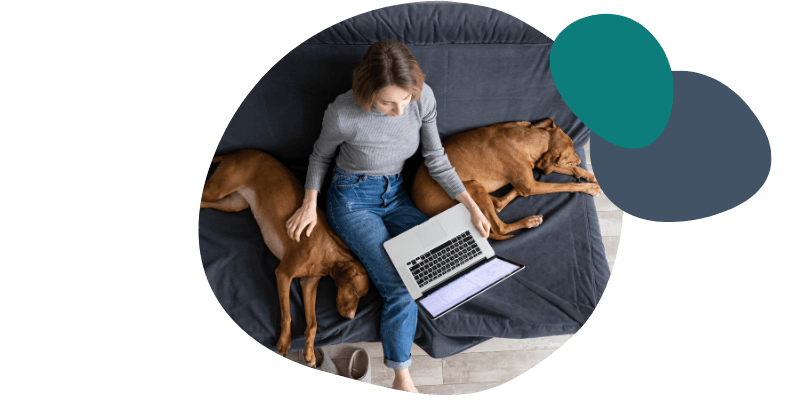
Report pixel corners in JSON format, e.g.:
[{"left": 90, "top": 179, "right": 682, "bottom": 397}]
[
  {"left": 313, "top": 348, "right": 339, "bottom": 375},
  {"left": 344, "top": 348, "right": 371, "bottom": 383}
]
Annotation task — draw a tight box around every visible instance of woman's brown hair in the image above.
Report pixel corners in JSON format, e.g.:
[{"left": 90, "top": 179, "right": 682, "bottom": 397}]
[{"left": 352, "top": 40, "right": 426, "bottom": 113}]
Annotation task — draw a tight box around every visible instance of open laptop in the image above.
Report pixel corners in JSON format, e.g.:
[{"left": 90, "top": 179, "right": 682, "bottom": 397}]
[{"left": 383, "top": 203, "right": 525, "bottom": 320}]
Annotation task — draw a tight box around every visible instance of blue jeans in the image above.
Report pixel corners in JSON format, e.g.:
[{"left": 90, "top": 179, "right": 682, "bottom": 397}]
[{"left": 326, "top": 165, "right": 429, "bottom": 370}]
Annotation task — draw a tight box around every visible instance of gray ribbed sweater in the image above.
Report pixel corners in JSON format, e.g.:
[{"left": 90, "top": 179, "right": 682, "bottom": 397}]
[{"left": 305, "top": 83, "right": 466, "bottom": 200}]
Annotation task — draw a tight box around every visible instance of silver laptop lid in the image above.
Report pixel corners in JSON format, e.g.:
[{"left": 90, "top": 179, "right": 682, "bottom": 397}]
[{"left": 383, "top": 203, "right": 495, "bottom": 299}]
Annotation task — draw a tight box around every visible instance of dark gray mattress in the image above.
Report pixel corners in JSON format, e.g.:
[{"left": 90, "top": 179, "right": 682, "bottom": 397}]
[{"left": 198, "top": 3, "right": 610, "bottom": 358}]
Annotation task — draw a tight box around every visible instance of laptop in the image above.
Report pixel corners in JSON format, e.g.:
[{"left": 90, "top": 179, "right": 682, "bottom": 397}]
[{"left": 383, "top": 203, "right": 525, "bottom": 320}]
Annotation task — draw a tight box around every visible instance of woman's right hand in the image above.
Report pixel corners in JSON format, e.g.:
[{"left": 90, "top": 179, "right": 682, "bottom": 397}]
[{"left": 286, "top": 200, "right": 318, "bottom": 242}]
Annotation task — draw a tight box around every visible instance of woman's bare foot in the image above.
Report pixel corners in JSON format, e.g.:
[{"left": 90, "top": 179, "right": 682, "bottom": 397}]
[{"left": 392, "top": 368, "right": 419, "bottom": 393}]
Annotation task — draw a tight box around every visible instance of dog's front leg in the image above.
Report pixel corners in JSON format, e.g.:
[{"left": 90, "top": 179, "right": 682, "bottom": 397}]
[
  {"left": 544, "top": 166, "right": 601, "bottom": 196},
  {"left": 571, "top": 166, "right": 597, "bottom": 183},
  {"left": 300, "top": 276, "right": 321, "bottom": 367},
  {"left": 548, "top": 165, "right": 597, "bottom": 183},
  {"left": 275, "top": 268, "right": 294, "bottom": 355}
]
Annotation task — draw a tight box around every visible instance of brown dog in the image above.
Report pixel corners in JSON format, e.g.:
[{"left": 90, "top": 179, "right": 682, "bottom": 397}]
[
  {"left": 200, "top": 149, "right": 369, "bottom": 367},
  {"left": 412, "top": 118, "right": 601, "bottom": 240}
]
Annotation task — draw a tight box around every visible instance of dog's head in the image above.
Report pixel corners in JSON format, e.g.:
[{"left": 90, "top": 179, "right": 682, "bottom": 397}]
[
  {"left": 533, "top": 118, "right": 582, "bottom": 167},
  {"left": 330, "top": 260, "right": 370, "bottom": 320}
]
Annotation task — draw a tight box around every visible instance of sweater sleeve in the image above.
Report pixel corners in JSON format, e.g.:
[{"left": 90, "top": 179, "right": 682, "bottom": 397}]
[
  {"left": 305, "top": 103, "right": 348, "bottom": 192},
  {"left": 419, "top": 85, "right": 467, "bottom": 200}
]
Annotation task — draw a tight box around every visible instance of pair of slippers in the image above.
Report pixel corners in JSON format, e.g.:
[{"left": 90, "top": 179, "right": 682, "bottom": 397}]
[{"left": 313, "top": 347, "right": 371, "bottom": 383}]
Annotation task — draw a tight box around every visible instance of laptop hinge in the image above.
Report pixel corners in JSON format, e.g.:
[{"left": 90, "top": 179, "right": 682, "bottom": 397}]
[{"left": 421, "top": 256, "right": 490, "bottom": 296}]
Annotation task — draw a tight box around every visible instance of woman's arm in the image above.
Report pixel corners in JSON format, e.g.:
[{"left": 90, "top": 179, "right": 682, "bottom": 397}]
[
  {"left": 419, "top": 84, "right": 490, "bottom": 238},
  {"left": 288, "top": 103, "right": 346, "bottom": 242},
  {"left": 455, "top": 190, "right": 491, "bottom": 238},
  {"left": 305, "top": 105, "right": 347, "bottom": 195},
  {"left": 418, "top": 84, "right": 467, "bottom": 200}
]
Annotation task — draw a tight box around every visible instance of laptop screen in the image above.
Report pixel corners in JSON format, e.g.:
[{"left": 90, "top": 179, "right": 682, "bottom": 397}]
[{"left": 418, "top": 256, "right": 523, "bottom": 318}]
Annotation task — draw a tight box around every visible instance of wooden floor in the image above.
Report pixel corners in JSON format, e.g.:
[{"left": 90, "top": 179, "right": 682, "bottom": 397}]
[{"left": 285, "top": 140, "right": 621, "bottom": 394}]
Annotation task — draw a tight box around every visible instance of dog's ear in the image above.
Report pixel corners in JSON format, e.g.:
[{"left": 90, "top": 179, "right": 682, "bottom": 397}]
[
  {"left": 331, "top": 262, "right": 356, "bottom": 281},
  {"left": 330, "top": 262, "right": 345, "bottom": 281},
  {"left": 536, "top": 150, "right": 559, "bottom": 170},
  {"left": 532, "top": 117, "right": 555, "bottom": 131}
]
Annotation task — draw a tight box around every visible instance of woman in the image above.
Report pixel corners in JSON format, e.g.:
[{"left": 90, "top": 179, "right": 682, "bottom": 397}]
[{"left": 286, "top": 40, "right": 490, "bottom": 392}]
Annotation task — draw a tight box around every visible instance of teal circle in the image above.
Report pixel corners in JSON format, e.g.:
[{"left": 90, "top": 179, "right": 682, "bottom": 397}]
[{"left": 551, "top": 14, "right": 673, "bottom": 149}]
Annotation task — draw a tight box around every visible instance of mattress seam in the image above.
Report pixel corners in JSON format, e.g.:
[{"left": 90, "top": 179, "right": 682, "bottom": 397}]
[
  {"left": 302, "top": 42, "right": 554, "bottom": 47},
  {"left": 582, "top": 148, "right": 599, "bottom": 306}
]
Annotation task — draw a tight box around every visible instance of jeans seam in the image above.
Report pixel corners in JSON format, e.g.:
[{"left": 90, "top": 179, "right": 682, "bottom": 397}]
[
  {"left": 332, "top": 183, "right": 360, "bottom": 189},
  {"left": 331, "top": 176, "right": 362, "bottom": 189},
  {"left": 388, "top": 220, "right": 412, "bottom": 233},
  {"left": 327, "top": 176, "right": 417, "bottom": 369},
  {"left": 328, "top": 201, "right": 355, "bottom": 253},
  {"left": 328, "top": 199, "right": 389, "bottom": 295}
]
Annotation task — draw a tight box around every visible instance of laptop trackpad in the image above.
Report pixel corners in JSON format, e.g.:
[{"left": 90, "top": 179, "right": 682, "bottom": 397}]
[{"left": 415, "top": 220, "right": 447, "bottom": 248}]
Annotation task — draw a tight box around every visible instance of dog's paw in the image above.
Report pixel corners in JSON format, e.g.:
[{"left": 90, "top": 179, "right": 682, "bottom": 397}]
[
  {"left": 584, "top": 183, "right": 602, "bottom": 196},
  {"left": 276, "top": 334, "right": 292, "bottom": 355},
  {"left": 525, "top": 215, "right": 543, "bottom": 228},
  {"left": 303, "top": 347, "right": 316, "bottom": 368}
]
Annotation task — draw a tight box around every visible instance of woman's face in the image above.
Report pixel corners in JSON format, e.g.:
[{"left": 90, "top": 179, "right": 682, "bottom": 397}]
[{"left": 373, "top": 85, "right": 412, "bottom": 117}]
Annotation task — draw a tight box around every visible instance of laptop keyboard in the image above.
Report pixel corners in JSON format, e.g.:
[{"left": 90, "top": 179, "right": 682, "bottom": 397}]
[{"left": 407, "top": 230, "right": 481, "bottom": 287}]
